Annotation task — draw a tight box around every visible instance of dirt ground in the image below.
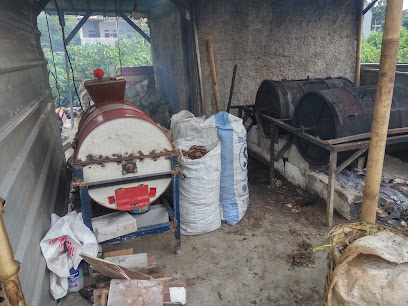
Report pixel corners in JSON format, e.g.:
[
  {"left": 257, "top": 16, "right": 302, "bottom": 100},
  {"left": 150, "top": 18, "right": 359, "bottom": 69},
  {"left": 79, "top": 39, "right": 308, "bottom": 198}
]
[{"left": 63, "top": 158, "right": 345, "bottom": 306}]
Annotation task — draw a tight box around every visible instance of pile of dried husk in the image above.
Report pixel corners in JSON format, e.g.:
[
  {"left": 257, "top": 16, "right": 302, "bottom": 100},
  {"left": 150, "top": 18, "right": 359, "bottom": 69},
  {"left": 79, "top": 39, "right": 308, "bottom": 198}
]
[{"left": 322, "top": 223, "right": 408, "bottom": 306}]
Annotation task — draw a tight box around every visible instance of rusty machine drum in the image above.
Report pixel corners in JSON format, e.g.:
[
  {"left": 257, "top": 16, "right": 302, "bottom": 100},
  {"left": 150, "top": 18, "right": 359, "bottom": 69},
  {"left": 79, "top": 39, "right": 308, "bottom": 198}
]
[
  {"left": 254, "top": 77, "right": 353, "bottom": 124},
  {"left": 74, "top": 77, "right": 174, "bottom": 212},
  {"left": 293, "top": 84, "right": 408, "bottom": 165}
]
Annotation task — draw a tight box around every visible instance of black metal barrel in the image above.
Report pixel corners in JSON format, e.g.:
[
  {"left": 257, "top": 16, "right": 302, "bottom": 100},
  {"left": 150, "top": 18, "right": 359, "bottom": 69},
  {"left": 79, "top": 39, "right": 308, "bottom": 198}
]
[
  {"left": 293, "top": 84, "right": 408, "bottom": 165},
  {"left": 254, "top": 77, "right": 353, "bottom": 129}
]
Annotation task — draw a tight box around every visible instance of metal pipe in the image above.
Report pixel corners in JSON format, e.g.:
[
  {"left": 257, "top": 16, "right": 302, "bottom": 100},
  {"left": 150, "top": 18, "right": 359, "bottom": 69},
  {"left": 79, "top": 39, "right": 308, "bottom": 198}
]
[
  {"left": 355, "top": 0, "right": 364, "bottom": 85},
  {"left": 361, "top": 0, "right": 403, "bottom": 224},
  {"left": 227, "top": 64, "right": 238, "bottom": 113},
  {"left": 0, "top": 198, "right": 26, "bottom": 306},
  {"left": 65, "top": 53, "right": 74, "bottom": 128}
]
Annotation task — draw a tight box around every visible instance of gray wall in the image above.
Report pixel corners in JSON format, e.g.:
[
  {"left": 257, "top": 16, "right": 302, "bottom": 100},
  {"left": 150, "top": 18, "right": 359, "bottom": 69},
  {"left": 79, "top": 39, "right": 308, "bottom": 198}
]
[
  {"left": 150, "top": 1, "right": 192, "bottom": 114},
  {"left": 194, "top": 0, "right": 359, "bottom": 116},
  {"left": 0, "top": 1, "right": 64, "bottom": 305}
]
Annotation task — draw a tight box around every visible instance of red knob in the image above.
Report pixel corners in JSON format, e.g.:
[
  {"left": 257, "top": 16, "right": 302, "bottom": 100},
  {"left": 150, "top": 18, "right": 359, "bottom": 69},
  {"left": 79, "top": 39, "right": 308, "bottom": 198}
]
[{"left": 94, "top": 69, "right": 104, "bottom": 79}]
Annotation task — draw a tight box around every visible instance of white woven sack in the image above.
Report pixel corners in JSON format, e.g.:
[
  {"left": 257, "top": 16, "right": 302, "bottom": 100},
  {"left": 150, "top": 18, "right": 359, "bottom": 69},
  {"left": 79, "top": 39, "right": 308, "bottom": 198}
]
[
  {"left": 170, "top": 110, "right": 205, "bottom": 141},
  {"left": 174, "top": 137, "right": 221, "bottom": 235}
]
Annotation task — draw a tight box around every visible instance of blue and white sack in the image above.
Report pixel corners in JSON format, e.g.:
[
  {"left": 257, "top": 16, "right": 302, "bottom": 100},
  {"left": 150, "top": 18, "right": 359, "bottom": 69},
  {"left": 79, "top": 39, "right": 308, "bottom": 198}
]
[{"left": 202, "top": 112, "right": 249, "bottom": 225}]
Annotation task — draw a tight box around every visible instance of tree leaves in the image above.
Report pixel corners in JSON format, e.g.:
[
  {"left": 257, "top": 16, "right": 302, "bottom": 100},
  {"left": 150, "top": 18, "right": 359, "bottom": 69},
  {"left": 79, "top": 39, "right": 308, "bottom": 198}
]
[{"left": 362, "top": 28, "right": 408, "bottom": 64}]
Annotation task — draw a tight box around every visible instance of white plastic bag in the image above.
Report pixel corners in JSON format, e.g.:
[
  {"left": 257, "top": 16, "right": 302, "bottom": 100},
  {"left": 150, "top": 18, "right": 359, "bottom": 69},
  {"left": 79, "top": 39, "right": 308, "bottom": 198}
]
[
  {"left": 170, "top": 110, "right": 205, "bottom": 141},
  {"left": 40, "top": 211, "right": 98, "bottom": 299},
  {"left": 174, "top": 137, "right": 221, "bottom": 235},
  {"left": 202, "top": 112, "right": 249, "bottom": 225}
]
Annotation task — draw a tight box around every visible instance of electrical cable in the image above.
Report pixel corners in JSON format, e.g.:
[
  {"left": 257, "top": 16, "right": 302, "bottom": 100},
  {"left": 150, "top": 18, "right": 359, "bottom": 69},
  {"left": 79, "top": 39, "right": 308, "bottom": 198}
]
[
  {"left": 114, "top": 0, "right": 123, "bottom": 74},
  {"left": 44, "top": 10, "right": 62, "bottom": 107},
  {"left": 54, "top": 0, "right": 83, "bottom": 111}
]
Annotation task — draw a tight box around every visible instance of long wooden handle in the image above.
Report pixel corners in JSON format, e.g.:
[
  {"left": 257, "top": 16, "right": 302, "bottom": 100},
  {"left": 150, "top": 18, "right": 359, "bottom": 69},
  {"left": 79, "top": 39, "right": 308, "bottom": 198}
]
[{"left": 206, "top": 39, "right": 221, "bottom": 113}]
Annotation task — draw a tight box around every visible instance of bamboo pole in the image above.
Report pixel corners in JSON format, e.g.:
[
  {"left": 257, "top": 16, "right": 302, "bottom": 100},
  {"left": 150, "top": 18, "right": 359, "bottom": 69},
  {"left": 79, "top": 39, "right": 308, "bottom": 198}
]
[
  {"left": 0, "top": 198, "right": 26, "bottom": 305},
  {"left": 355, "top": 0, "right": 364, "bottom": 85},
  {"left": 206, "top": 39, "right": 221, "bottom": 113},
  {"left": 361, "top": 0, "right": 403, "bottom": 224}
]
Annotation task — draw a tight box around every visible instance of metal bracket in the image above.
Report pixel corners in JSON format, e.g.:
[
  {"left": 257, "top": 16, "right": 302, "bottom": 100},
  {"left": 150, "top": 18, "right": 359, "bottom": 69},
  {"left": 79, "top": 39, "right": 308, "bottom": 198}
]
[{"left": 121, "top": 159, "right": 138, "bottom": 175}]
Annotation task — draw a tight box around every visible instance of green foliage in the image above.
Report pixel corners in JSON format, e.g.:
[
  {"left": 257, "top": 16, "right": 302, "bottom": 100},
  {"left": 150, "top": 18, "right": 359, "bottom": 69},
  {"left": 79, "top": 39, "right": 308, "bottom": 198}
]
[
  {"left": 361, "top": 28, "right": 408, "bottom": 64},
  {"left": 38, "top": 13, "right": 152, "bottom": 107},
  {"left": 38, "top": 12, "right": 81, "bottom": 51},
  {"left": 403, "top": 16, "right": 408, "bottom": 31},
  {"left": 371, "top": 0, "right": 387, "bottom": 30}
]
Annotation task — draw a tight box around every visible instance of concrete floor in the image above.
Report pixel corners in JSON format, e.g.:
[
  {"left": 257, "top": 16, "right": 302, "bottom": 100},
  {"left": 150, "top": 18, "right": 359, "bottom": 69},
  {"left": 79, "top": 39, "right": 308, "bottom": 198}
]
[{"left": 62, "top": 159, "right": 344, "bottom": 306}]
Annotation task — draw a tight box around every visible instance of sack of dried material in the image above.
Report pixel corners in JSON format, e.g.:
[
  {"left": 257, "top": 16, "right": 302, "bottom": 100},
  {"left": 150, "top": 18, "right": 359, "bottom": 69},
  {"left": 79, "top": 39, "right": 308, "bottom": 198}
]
[
  {"left": 202, "top": 112, "right": 249, "bottom": 225},
  {"left": 327, "top": 230, "right": 408, "bottom": 306},
  {"left": 170, "top": 110, "right": 205, "bottom": 141},
  {"left": 174, "top": 137, "right": 221, "bottom": 235}
]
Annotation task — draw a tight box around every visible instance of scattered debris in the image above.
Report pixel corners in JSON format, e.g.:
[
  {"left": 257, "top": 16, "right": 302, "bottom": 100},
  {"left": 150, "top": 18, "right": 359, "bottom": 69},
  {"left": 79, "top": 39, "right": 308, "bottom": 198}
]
[
  {"left": 291, "top": 207, "right": 301, "bottom": 213},
  {"left": 376, "top": 207, "right": 389, "bottom": 218},
  {"left": 273, "top": 178, "right": 282, "bottom": 188},
  {"left": 218, "top": 292, "right": 224, "bottom": 301},
  {"left": 288, "top": 240, "right": 315, "bottom": 267},
  {"left": 319, "top": 166, "right": 408, "bottom": 229},
  {"left": 402, "top": 220, "right": 408, "bottom": 228},
  {"left": 284, "top": 203, "right": 293, "bottom": 209},
  {"left": 79, "top": 285, "right": 95, "bottom": 302},
  {"left": 80, "top": 250, "right": 187, "bottom": 305},
  {"left": 230, "top": 229, "right": 246, "bottom": 236},
  {"left": 182, "top": 145, "right": 209, "bottom": 160}
]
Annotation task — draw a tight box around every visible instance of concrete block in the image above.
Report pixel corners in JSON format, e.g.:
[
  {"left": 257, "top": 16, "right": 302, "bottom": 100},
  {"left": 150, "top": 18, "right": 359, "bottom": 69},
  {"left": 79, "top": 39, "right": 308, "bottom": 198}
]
[
  {"left": 251, "top": 126, "right": 309, "bottom": 171},
  {"left": 248, "top": 139, "right": 362, "bottom": 220},
  {"left": 306, "top": 171, "right": 361, "bottom": 220},
  {"left": 133, "top": 204, "right": 169, "bottom": 228},
  {"left": 278, "top": 161, "right": 307, "bottom": 189},
  {"left": 276, "top": 138, "right": 310, "bottom": 171},
  {"left": 92, "top": 212, "right": 137, "bottom": 243}
]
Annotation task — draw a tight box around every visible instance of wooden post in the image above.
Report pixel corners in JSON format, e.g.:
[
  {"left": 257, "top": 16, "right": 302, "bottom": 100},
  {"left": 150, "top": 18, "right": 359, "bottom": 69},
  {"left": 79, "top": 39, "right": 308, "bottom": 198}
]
[
  {"left": 327, "top": 151, "right": 337, "bottom": 227},
  {"left": 361, "top": 0, "right": 403, "bottom": 224},
  {"left": 206, "top": 39, "right": 221, "bottom": 113},
  {"left": 355, "top": 0, "right": 364, "bottom": 85},
  {"left": 0, "top": 198, "right": 26, "bottom": 305}
]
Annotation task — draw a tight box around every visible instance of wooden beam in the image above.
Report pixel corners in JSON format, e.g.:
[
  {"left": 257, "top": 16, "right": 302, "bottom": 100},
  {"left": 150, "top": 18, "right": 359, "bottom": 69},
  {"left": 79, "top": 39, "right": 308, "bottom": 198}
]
[
  {"left": 355, "top": 0, "right": 364, "bottom": 85},
  {"left": 191, "top": 5, "right": 204, "bottom": 115},
  {"left": 361, "top": 0, "right": 403, "bottom": 224},
  {"left": 206, "top": 39, "right": 221, "bottom": 113},
  {"left": 119, "top": 13, "right": 151, "bottom": 43},
  {"left": 327, "top": 151, "right": 337, "bottom": 227},
  {"left": 64, "top": 11, "right": 92, "bottom": 45}
]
